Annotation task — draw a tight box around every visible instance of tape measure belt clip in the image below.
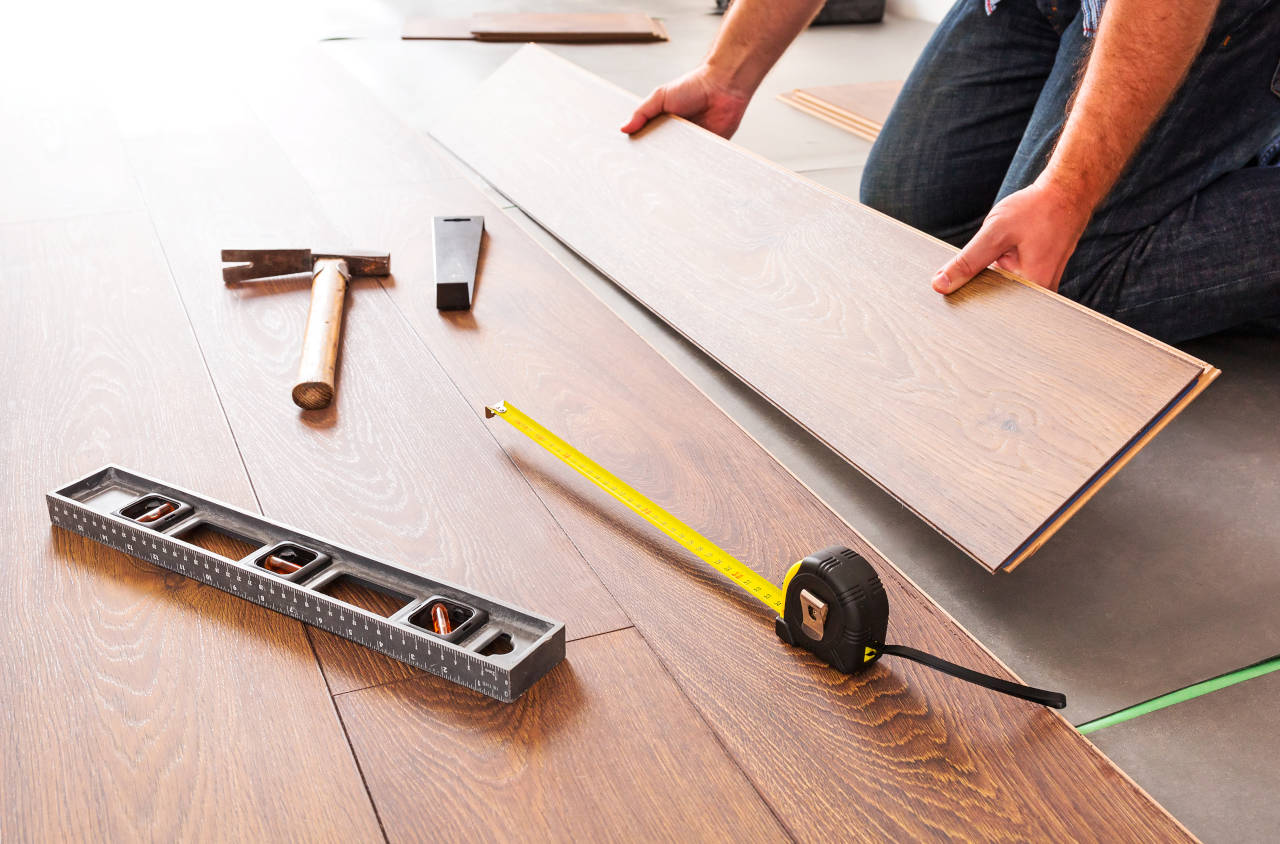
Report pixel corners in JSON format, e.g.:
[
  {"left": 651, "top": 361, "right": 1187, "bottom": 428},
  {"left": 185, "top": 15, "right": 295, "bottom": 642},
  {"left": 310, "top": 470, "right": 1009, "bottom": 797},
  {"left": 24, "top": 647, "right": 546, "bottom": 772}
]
[{"left": 776, "top": 546, "right": 889, "bottom": 674}]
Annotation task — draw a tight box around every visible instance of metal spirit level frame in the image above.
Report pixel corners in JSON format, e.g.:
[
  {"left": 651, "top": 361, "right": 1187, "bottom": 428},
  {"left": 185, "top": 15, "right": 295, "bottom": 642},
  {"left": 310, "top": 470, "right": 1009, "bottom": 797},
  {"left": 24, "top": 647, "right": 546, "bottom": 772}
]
[{"left": 47, "top": 465, "right": 564, "bottom": 702}]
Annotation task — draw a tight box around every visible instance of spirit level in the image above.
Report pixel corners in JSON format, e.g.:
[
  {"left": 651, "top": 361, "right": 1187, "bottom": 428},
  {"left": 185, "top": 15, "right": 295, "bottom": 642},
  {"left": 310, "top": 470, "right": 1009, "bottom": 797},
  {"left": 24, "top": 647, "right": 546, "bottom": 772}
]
[{"left": 48, "top": 465, "right": 564, "bottom": 702}]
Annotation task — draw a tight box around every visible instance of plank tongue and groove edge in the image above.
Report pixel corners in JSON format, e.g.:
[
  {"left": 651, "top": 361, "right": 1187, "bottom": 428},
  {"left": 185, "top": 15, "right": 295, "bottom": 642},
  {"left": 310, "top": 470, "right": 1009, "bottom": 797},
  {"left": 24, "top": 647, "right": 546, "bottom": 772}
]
[{"left": 433, "top": 45, "right": 1218, "bottom": 572}]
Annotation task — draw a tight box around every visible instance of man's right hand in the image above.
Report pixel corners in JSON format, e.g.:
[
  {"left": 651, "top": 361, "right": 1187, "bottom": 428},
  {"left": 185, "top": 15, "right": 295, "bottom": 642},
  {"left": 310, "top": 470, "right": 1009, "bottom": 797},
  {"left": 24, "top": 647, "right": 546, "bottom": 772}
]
[{"left": 620, "top": 66, "right": 753, "bottom": 139}]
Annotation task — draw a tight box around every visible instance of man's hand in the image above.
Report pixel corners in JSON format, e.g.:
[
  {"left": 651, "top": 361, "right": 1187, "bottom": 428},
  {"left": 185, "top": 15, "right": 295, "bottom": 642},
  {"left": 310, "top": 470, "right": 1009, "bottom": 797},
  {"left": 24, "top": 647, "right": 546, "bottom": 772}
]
[
  {"left": 620, "top": 0, "right": 827, "bottom": 138},
  {"left": 931, "top": 0, "right": 1219, "bottom": 297},
  {"left": 932, "top": 177, "right": 1091, "bottom": 294},
  {"left": 621, "top": 66, "right": 752, "bottom": 138}
]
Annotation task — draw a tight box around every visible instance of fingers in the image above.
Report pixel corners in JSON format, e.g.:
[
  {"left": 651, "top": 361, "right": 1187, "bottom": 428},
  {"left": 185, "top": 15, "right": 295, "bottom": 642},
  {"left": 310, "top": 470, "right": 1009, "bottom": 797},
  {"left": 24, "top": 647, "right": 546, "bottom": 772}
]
[
  {"left": 932, "top": 223, "right": 1010, "bottom": 295},
  {"left": 620, "top": 87, "right": 667, "bottom": 134}
]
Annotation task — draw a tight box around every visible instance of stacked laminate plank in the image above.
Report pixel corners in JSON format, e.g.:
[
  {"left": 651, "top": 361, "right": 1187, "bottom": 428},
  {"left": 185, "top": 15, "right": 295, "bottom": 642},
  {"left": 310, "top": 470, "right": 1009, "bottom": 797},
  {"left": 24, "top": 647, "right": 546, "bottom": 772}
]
[
  {"left": 779, "top": 80, "right": 903, "bottom": 141},
  {"left": 403, "top": 12, "right": 668, "bottom": 43},
  {"left": 434, "top": 46, "right": 1217, "bottom": 572}
]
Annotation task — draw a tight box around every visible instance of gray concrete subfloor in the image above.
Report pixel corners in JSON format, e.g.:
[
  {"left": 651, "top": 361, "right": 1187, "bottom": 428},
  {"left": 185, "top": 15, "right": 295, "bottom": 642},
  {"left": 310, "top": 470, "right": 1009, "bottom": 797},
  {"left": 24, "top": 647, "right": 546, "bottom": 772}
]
[
  {"left": 1088, "top": 668, "right": 1280, "bottom": 843},
  {"left": 320, "top": 2, "right": 1278, "bottom": 838}
]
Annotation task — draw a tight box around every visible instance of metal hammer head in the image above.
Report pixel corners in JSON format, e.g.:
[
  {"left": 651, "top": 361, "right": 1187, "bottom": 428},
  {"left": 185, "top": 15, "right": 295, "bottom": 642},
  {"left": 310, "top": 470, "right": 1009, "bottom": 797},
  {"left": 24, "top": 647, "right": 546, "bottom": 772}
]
[{"left": 221, "top": 248, "right": 391, "bottom": 284}]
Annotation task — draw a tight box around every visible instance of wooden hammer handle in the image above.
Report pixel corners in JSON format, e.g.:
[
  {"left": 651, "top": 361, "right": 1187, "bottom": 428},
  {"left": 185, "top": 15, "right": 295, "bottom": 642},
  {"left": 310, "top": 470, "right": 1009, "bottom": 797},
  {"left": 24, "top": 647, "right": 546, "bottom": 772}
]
[{"left": 292, "top": 258, "right": 349, "bottom": 409}]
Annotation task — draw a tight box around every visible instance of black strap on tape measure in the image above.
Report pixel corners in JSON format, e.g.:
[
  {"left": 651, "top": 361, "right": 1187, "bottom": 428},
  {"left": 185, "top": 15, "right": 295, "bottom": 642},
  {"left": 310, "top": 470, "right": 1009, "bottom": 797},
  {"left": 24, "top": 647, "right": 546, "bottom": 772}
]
[
  {"left": 777, "top": 546, "right": 1066, "bottom": 709},
  {"left": 879, "top": 645, "right": 1066, "bottom": 708}
]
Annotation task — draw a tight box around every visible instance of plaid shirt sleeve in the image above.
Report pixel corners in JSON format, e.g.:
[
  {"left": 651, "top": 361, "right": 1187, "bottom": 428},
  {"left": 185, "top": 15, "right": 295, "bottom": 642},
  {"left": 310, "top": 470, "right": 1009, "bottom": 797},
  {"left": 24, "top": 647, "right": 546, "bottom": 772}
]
[{"left": 985, "top": 0, "right": 1103, "bottom": 36}]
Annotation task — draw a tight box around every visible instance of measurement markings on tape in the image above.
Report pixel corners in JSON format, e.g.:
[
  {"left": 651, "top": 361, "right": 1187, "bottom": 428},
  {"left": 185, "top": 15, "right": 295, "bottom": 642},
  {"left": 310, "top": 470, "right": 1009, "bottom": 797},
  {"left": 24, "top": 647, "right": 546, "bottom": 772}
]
[{"left": 486, "top": 401, "right": 1067, "bottom": 709}]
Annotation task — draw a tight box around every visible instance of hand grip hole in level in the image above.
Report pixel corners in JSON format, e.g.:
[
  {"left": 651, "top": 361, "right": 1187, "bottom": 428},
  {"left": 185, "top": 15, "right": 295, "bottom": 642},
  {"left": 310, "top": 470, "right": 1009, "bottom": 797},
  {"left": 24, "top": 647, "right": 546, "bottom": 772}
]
[
  {"left": 479, "top": 633, "right": 514, "bottom": 656},
  {"left": 316, "top": 574, "right": 413, "bottom": 618},
  {"left": 172, "top": 521, "right": 264, "bottom": 562}
]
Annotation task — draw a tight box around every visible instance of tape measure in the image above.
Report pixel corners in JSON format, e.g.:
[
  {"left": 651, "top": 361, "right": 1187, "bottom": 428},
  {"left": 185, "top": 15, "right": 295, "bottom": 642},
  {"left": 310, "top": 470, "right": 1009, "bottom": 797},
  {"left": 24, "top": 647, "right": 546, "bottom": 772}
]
[{"left": 486, "top": 401, "right": 1065, "bottom": 709}]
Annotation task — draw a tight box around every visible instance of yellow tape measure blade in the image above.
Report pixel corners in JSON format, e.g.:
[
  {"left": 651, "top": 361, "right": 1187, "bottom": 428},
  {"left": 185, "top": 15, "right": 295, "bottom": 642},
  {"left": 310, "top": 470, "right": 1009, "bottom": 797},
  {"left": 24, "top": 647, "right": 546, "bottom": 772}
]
[{"left": 486, "top": 401, "right": 785, "bottom": 613}]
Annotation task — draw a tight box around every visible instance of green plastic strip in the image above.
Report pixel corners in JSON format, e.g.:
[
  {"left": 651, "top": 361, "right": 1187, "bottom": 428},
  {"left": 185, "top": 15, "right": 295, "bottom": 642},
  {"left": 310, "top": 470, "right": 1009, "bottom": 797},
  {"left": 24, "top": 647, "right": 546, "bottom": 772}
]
[{"left": 1077, "top": 656, "right": 1280, "bottom": 735}]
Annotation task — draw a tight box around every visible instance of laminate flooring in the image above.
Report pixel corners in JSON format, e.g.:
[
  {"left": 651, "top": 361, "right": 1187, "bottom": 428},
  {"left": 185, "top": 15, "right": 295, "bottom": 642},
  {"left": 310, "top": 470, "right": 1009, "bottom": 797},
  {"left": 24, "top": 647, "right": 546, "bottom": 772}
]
[
  {"left": 4, "top": 3, "right": 1256, "bottom": 839},
  {"left": 432, "top": 45, "right": 1217, "bottom": 572}
]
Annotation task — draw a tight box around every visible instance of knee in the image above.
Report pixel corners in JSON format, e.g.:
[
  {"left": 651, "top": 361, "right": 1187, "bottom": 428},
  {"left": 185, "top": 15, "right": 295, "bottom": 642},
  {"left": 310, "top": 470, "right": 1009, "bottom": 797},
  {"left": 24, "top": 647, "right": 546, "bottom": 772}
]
[
  {"left": 859, "top": 142, "right": 964, "bottom": 244},
  {"left": 858, "top": 144, "right": 905, "bottom": 217}
]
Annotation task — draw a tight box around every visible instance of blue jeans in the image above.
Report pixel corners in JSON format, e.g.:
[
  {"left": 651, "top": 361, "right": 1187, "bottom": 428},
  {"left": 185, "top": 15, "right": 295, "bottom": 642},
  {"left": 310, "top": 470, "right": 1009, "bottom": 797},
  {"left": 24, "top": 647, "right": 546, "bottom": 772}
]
[{"left": 861, "top": 0, "right": 1280, "bottom": 343}]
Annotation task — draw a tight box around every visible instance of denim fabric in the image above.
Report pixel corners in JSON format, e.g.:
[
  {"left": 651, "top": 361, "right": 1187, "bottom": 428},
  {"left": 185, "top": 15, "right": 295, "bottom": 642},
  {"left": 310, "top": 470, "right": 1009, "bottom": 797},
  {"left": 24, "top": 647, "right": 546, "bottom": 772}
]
[{"left": 861, "top": 0, "right": 1280, "bottom": 343}]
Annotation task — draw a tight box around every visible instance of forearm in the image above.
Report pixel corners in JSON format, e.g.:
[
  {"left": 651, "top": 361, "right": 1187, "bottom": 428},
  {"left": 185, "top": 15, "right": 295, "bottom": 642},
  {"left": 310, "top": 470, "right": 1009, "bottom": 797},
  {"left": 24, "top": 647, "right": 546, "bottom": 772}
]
[
  {"left": 705, "top": 0, "right": 828, "bottom": 95},
  {"left": 1042, "top": 0, "right": 1220, "bottom": 211}
]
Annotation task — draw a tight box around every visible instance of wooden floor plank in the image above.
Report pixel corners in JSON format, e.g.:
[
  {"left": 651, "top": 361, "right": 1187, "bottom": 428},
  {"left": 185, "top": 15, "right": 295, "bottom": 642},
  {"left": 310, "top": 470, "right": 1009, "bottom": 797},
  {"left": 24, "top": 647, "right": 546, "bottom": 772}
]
[
  {"left": 431, "top": 45, "right": 1216, "bottom": 571},
  {"left": 0, "top": 212, "right": 381, "bottom": 840},
  {"left": 125, "top": 121, "right": 632, "bottom": 694},
  {"left": 318, "top": 172, "right": 1192, "bottom": 839},
  {"left": 335, "top": 628, "right": 788, "bottom": 841},
  {"left": 119, "top": 82, "right": 787, "bottom": 839}
]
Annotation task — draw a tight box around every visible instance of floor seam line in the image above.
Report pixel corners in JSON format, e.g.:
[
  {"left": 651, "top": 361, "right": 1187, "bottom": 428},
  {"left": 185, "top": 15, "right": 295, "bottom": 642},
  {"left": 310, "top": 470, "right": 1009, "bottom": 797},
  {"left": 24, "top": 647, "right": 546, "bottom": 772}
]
[
  {"left": 307, "top": 628, "right": 391, "bottom": 842},
  {"left": 128, "top": 140, "right": 386, "bottom": 837}
]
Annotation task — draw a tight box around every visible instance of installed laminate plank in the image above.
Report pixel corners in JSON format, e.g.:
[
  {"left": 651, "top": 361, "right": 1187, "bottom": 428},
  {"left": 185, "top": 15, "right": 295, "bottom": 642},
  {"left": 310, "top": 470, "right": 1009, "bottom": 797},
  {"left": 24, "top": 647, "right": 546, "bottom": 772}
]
[
  {"left": 231, "top": 51, "right": 454, "bottom": 193},
  {"left": 73, "top": 48, "right": 781, "bottom": 839},
  {"left": 432, "top": 45, "right": 1217, "bottom": 572},
  {"left": 336, "top": 628, "right": 787, "bottom": 841},
  {"left": 126, "top": 121, "right": 630, "bottom": 694},
  {"left": 0, "top": 212, "right": 380, "bottom": 840},
  {"left": 321, "top": 174, "right": 1192, "bottom": 840}
]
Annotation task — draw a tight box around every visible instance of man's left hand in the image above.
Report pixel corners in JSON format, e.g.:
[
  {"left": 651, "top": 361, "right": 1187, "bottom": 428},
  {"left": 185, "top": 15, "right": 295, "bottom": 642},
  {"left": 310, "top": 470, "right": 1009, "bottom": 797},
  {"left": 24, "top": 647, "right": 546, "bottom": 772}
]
[{"left": 931, "top": 176, "right": 1092, "bottom": 295}]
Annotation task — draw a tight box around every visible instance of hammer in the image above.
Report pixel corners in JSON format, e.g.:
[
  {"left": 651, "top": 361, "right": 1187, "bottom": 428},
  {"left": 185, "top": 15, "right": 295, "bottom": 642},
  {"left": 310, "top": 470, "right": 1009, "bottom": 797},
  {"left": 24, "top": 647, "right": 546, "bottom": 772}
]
[{"left": 221, "top": 248, "right": 391, "bottom": 409}]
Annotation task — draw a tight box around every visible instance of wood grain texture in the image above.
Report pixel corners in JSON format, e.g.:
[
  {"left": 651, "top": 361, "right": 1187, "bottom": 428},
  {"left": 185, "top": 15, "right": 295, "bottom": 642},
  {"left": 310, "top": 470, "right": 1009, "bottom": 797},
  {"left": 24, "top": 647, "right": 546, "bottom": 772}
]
[
  {"left": 433, "top": 45, "right": 1216, "bottom": 571},
  {"left": 125, "top": 121, "right": 631, "bottom": 695},
  {"left": 13, "top": 48, "right": 785, "bottom": 839},
  {"left": 292, "top": 258, "right": 348, "bottom": 409},
  {"left": 319, "top": 174, "right": 1192, "bottom": 840},
  {"left": 335, "top": 629, "right": 787, "bottom": 841},
  {"left": 0, "top": 212, "right": 380, "bottom": 840}
]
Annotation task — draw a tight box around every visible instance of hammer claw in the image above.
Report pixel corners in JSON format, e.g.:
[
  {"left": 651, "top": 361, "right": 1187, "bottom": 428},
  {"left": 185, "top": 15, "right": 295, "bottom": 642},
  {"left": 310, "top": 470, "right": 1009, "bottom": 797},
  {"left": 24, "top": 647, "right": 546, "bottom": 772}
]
[
  {"left": 220, "top": 248, "right": 314, "bottom": 284},
  {"left": 220, "top": 248, "right": 390, "bottom": 283}
]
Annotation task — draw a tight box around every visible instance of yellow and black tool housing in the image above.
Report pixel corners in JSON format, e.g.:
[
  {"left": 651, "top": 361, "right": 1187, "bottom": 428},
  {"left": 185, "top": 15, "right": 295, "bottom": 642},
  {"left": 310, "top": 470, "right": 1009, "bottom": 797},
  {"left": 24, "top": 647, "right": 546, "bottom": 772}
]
[{"left": 776, "top": 546, "right": 890, "bottom": 674}]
